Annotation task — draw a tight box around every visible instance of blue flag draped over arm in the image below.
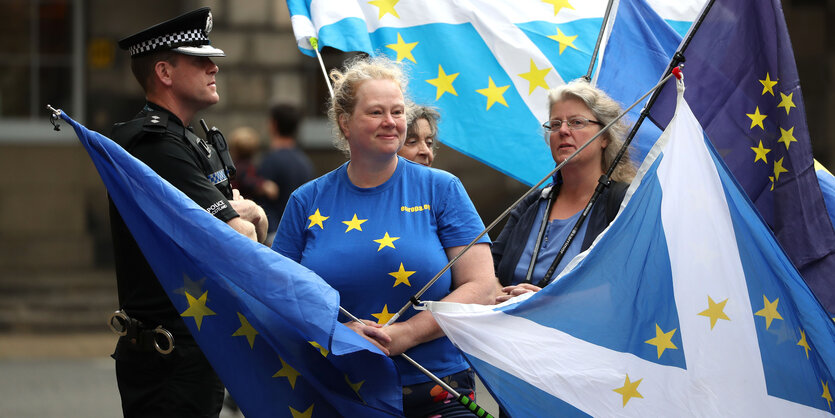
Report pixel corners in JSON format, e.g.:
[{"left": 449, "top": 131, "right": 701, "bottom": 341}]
[
  {"left": 59, "top": 113, "right": 403, "bottom": 418},
  {"left": 425, "top": 78, "right": 835, "bottom": 417},
  {"left": 636, "top": 0, "right": 835, "bottom": 316}
]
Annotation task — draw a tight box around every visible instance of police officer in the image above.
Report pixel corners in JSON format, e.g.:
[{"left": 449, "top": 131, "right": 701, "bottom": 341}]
[{"left": 109, "top": 8, "right": 267, "bottom": 417}]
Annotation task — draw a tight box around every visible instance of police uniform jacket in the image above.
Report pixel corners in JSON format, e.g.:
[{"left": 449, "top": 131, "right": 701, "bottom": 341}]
[{"left": 109, "top": 102, "right": 238, "bottom": 338}]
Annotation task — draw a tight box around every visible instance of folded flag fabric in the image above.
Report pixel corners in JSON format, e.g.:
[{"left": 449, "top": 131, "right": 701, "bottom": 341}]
[
  {"left": 60, "top": 112, "right": 403, "bottom": 417},
  {"left": 425, "top": 78, "right": 835, "bottom": 417}
]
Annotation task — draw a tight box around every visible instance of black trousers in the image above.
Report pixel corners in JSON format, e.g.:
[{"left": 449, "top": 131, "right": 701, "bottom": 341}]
[{"left": 113, "top": 337, "right": 224, "bottom": 418}]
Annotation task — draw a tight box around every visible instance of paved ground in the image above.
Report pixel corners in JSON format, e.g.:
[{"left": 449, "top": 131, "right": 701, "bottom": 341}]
[{"left": 0, "top": 333, "right": 498, "bottom": 417}]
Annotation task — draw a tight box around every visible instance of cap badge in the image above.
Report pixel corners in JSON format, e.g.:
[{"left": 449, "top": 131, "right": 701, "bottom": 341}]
[{"left": 205, "top": 12, "right": 213, "bottom": 34}]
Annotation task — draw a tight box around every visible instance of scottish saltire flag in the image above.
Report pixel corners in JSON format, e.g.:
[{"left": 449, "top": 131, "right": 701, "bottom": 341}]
[
  {"left": 639, "top": 0, "right": 835, "bottom": 316},
  {"left": 425, "top": 79, "right": 835, "bottom": 416},
  {"left": 59, "top": 113, "right": 403, "bottom": 417}
]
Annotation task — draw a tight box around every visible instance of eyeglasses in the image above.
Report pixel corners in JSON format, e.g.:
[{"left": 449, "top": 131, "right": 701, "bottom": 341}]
[{"left": 542, "top": 117, "right": 602, "bottom": 132}]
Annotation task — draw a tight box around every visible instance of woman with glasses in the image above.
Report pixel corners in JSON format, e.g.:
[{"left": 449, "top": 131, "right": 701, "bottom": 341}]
[{"left": 493, "top": 79, "right": 637, "bottom": 303}]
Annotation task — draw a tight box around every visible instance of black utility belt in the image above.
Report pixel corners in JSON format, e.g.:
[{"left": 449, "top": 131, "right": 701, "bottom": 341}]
[{"left": 108, "top": 310, "right": 175, "bottom": 355}]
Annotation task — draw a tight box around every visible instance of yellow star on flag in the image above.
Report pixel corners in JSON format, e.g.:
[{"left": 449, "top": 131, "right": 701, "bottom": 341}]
[
  {"left": 746, "top": 106, "right": 767, "bottom": 130},
  {"left": 541, "top": 0, "right": 574, "bottom": 16},
  {"left": 345, "top": 374, "right": 365, "bottom": 397},
  {"left": 797, "top": 329, "right": 811, "bottom": 359},
  {"left": 386, "top": 32, "right": 418, "bottom": 63},
  {"left": 343, "top": 214, "right": 367, "bottom": 232},
  {"left": 698, "top": 296, "right": 730, "bottom": 330},
  {"left": 751, "top": 140, "right": 771, "bottom": 163},
  {"left": 822, "top": 381, "right": 833, "bottom": 411},
  {"left": 307, "top": 208, "right": 328, "bottom": 229},
  {"left": 769, "top": 175, "right": 775, "bottom": 191},
  {"left": 388, "top": 262, "right": 416, "bottom": 287},
  {"left": 290, "top": 404, "right": 314, "bottom": 418},
  {"left": 373, "top": 232, "right": 400, "bottom": 251},
  {"left": 773, "top": 157, "right": 789, "bottom": 182},
  {"left": 613, "top": 374, "right": 643, "bottom": 407},
  {"left": 754, "top": 294, "right": 783, "bottom": 329},
  {"left": 547, "top": 28, "right": 578, "bottom": 54},
  {"left": 180, "top": 291, "right": 216, "bottom": 330},
  {"left": 778, "top": 126, "right": 797, "bottom": 150},
  {"left": 475, "top": 77, "right": 510, "bottom": 111},
  {"left": 232, "top": 312, "right": 259, "bottom": 349},
  {"left": 309, "top": 341, "right": 329, "bottom": 357},
  {"left": 644, "top": 324, "right": 678, "bottom": 359},
  {"left": 759, "top": 72, "right": 778, "bottom": 96},
  {"left": 777, "top": 92, "right": 796, "bottom": 115},
  {"left": 368, "top": 0, "right": 399, "bottom": 19},
  {"left": 518, "top": 59, "right": 551, "bottom": 95},
  {"left": 426, "top": 65, "right": 459, "bottom": 100},
  {"left": 372, "top": 304, "right": 395, "bottom": 324},
  {"left": 273, "top": 357, "right": 301, "bottom": 389}
]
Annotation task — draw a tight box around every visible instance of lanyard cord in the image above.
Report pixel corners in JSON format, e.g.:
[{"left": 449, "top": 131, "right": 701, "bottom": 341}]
[{"left": 522, "top": 184, "right": 558, "bottom": 284}]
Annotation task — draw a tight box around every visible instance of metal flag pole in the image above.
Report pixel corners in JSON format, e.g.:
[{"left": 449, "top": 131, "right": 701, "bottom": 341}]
[
  {"left": 385, "top": 70, "right": 679, "bottom": 326},
  {"left": 583, "top": 0, "right": 616, "bottom": 82},
  {"left": 533, "top": 0, "right": 718, "bottom": 287}
]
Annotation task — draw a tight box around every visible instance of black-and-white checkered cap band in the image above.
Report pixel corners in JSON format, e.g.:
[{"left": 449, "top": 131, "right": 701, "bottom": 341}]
[{"left": 127, "top": 29, "right": 208, "bottom": 56}]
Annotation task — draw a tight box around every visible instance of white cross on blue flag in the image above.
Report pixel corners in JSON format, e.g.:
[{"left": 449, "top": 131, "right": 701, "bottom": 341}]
[{"left": 425, "top": 77, "right": 835, "bottom": 416}]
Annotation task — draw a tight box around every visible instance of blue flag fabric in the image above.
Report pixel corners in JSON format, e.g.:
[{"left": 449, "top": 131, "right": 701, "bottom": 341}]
[
  {"left": 817, "top": 160, "right": 835, "bottom": 236},
  {"left": 59, "top": 113, "right": 403, "bottom": 417},
  {"left": 426, "top": 79, "right": 835, "bottom": 416},
  {"left": 637, "top": 0, "right": 835, "bottom": 316}
]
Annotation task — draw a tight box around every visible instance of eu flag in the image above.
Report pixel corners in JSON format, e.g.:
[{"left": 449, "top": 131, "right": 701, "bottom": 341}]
[
  {"left": 426, "top": 79, "right": 835, "bottom": 416},
  {"left": 643, "top": 0, "right": 835, "bottom": 316},
  {"left": 59, "top": 113, "right": 403, "bottom": 417}
]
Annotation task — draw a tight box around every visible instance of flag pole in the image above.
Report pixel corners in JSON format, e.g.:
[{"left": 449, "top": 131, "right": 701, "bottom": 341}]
[
  {"left": 310, "top": 38, "right": 335, "bottom": 98},
  {"left": 533, "top": 0, "right": 719, "bottom": 287},
  {"left": 386, "top": 70, "right": 678, "bottom": 326},
  {"left": 339, "top": 307, "right": 495, "bottom": 418},
  {"left": 583, "top": 0, "right": 616, "bottom": 81}
]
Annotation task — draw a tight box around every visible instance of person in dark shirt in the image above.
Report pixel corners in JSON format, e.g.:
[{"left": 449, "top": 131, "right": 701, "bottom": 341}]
[
  {"left": 257, "top": 103, "right": 314, "bottom": 245},
  {"left": 108, "top": 8, "right": 267, "bottom": 417}
]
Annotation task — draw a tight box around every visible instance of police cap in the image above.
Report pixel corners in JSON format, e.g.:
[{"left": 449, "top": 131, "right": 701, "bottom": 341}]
[{"left": 118, "top": 7, "right": 224, "bottom": 58}]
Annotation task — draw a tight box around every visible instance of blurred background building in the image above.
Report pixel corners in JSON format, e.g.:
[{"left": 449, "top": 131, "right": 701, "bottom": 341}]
[{"left": 0, "top": 0, "right": 832, "bottom": 334}]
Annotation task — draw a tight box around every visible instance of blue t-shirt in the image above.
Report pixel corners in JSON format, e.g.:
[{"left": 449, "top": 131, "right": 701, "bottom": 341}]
[
  {"left": 511, "top": 200, "right": 588, "bottom": 286},
  {"left": 272, "top": 157, "right": 489, "bottom": 385}
]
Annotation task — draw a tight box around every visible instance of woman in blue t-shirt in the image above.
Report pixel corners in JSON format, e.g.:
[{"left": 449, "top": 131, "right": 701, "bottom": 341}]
[
  {"left": 272, "top": 56, "right": 497, "bottom": 417},
  {"left": 494, "top": 80, "right": 637, "bottom": 303}
]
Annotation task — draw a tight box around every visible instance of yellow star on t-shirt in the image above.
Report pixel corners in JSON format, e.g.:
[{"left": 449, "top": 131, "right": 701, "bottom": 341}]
[
  {"left": 180, "top": 291, "right": 216, "bottom": 330},
  {"left": 372, "top": 304, "right": 395, "bottom": 324},
  {"left": 644, "top": 324, "right": 678, "bottom": 359},
  {"left": 386, "top": 32, "right": 418, "bottom": 63},
  {"left": 778, "top": 126, "right": 797, "bottom": 150},
  {"left": 343, "top": 214, "right": 367, "bottom": 232},
  {"left": 388, "top": 262, "right": 416, "bottom": 287},
  {"left": 777, "top": 92, "right": 796, "bottom": 115},
  {"left": 613, "top": 374, "right": 643, "bottom": 407},
  {"left": 797, "top": 329, "right": 811, "bottom": 359},
  {"left": 475, "top": 77, "right": 510, "bottom": 111},
  {"left": 773, "top": 157, "right": 789, "bottom": 182},
  {"left": 307, "top": 208, "right": 328, "bottom": 229},
  {"left": 746, "top": 106, "right": 767, "bottom": 130},
  {"left": 541, "top": 0, "right": 574, "bottom": 16},
  {"left": 754, "top": 294, "right": 783, "bottom": 329},
  {"left": 373, "top": 232, "right": 400, "bottom": 251},
  {"left": 273, "top": 357, "right": 301, "bottom": 389},
  {"left": 750, "top": 140, "right": 771, "bottom": 163},
  {"left": 698, "top": 295, "right": 730, "bottom": 330},
  {"left": 518, "top": 59, "right": 551, "bottom": 95},
  {"left": 289, "top": 404, "right": 314, "bottom": 418},
  {"left": 368, "top": 0, "right": 399, "bottom": 19},
  {"left": 547, "top": 28, "right": 578, "bottom": 55},
  {"left": 232, "top": 312, "right": 259, "bottom": 349},
  {"left": 426, "top": 65, "right": 459, "bottom": 100},
  {"left": 759, "top": 72, "right": 778, "bottom": 96}
]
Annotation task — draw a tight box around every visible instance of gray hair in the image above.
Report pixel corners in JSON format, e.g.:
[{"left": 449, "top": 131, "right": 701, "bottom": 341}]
[
  {"left": 547, "top": 80, "right": 636, "bottom": 182},
  {"left": 327, "top": 55, "right": 411, "bottom": 156},
  {"left": 407, "top": 105, "right": 441, "bottom": 151}
]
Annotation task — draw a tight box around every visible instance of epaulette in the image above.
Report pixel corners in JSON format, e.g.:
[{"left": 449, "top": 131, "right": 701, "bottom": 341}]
[{"left": 142, "top": 112, "right": 168, "bottom": 134}]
